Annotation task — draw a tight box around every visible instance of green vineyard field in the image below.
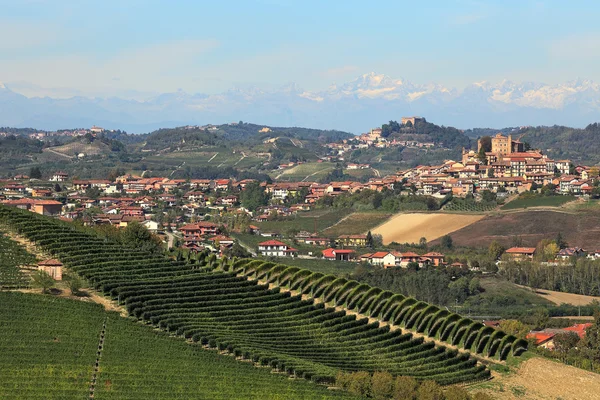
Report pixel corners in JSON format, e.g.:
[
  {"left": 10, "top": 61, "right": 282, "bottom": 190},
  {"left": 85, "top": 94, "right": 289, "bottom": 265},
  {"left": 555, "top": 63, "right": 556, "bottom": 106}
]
[
  {"left": 0, "top": 292, "right": 358, "bottom": 400},
  {"left": 0, "top": 205, "right": 527, "bottom": 392}
]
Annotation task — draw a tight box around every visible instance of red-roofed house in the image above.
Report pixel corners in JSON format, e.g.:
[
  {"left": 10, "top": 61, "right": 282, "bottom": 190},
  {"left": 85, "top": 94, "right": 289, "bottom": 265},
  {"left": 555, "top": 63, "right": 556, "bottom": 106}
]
[
  {"left": 527, "top": 323, "right": 592, "bottom": 350},
  {"left": 395, "top": 252, "right": 420, "bottom": 267},
  {"left": 421, "top": 252, "right": 445, "bottom": 266},
  {"left": 362, "top": 251, "right": 396, "bottom": 267},
  {"left": 505, "top": 247, "right": 536, "bottom": 261},
  {"left": 258, "top": 240, "right": 297, "bottom": 257},
  {"left": 322, "top": 248, "right": 355, "bottom": 261}
]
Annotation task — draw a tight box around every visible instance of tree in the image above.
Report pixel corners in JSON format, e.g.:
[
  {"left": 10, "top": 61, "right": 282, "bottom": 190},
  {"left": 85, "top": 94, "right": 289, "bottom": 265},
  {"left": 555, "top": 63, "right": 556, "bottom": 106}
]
[
  {"left": 371, "top": 371, "right": 394, "bottom": 400},
  {"left": 553, "top": 332, "right": 580, "bottom": 358},
  {"left": 31, "top": 270, "right": 55, "bottom": 293},
  {"left": 366, "top": 231, "right": 374, "bottom": 248},
  {"left": 393, "top": 376, "right": 418, "bottom": 400},
  {"left": 555, "top": 232, "right": 568, "bottom": 249},
  {"left": 444, "top": 386, "right": 471, "bottom": 400},
  {"left": 488, "top": 240, "right": 505, "bottom": 260},
  {"left": 419, "top": 237, "right": 428, "bottom": 249},
  {"left": 29, "top": 167, "right": 42, "bottom": 179},
  {"left": 441, "top": 235, "right": 453, "bottom": 249},
  {"left": 498, "top": 320, "right": 530, "bottom": 338},
  {"left": 477, "top": 146, "right": 487, "bottom": 164},
  {"left": 239, "top": 182, "right": 269, "bottom": 211},
  {"left": 478, "top": 136, "right": 492, "bottom": 152},
  {"left": 349, "top": 371, "right": 372, "bottom": 397},
  {"left": 335, "top": 371, "right": 353, "bottom": 391},
  {"left": 416, "top": 380, "right": 443, "bottom": 400},
  {"left": 54, "top": 183, "right": 62, "bottom": 192},
  {"left": 121, "top": 221, "right": 163, "bottom": 254},
  {"left": 64, "top": 273, "right": 84, "bottom": 296}
]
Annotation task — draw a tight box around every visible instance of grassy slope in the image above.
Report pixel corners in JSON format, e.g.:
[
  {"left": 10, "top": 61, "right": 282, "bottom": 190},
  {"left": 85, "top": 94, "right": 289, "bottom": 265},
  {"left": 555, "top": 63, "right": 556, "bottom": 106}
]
[
  {"left": 501, "top": 196, "right": 576, "bottom": 210},
  {"left": 255, "top": 208, "right": 353, "bottom": 233},
  {"left": 323, "top": 212, "right": 392, "bottom": 236},
  {"left": 0, "top": 292, "right": 357, "bottom": 400}
]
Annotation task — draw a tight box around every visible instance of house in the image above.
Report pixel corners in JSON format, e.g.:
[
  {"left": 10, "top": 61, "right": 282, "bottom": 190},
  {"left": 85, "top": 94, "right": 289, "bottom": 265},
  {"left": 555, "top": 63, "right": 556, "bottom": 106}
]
[
  {"left": 337, "top": 234, "right": 368, "bottom": 247},
  {"left": 38, "top": 259, "right": 63, "bottom": 280},
  {"left": 527, "top": 323, "right": 592, "bottom": 350},
  {"left": 50, "top": 171, "right": 69, "bottom": 182},
  {"left": 142, "top": 220, "right": 159, "bottom": 232},
  {"left": 32, "top": 200, "right": 63, "bottom": 216},
  {"left": 395, "top": 252, "right": 420, "bottom": 267},
  {"left": 420, "top": 252, "right": 445, "bottom": 266},
  {"left": 179, "top": 222, "right": 220, "bottom": 250},
  {"left": 504, "top": 247, "right": 536, "bottom": 261},
  {"left": 304, "top": 237, "right": 330, "bottom": 246},
  {"left": 556, "top": 247, "right": 587, "bottom": 260},
  {"left": 322, "top": 248, "right": 355, "bottom": 261},
  {"left": 362, "top": 251, "right": 396, "bottom": 267},
  {"left": 257, "top": 240, "right": 297, "bottom": 257}
]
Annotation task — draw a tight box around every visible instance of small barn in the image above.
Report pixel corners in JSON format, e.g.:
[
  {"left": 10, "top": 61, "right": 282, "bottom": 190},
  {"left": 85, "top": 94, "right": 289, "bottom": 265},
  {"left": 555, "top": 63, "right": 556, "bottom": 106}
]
[{"left": 38, "top": 259, "right": 63, "bottom": 280}]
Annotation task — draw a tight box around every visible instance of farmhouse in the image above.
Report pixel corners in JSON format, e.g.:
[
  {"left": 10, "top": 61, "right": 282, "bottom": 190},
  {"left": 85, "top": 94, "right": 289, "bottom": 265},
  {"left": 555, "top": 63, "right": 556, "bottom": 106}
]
[
  {"left": 257, "top": 240, "right": 298, "bottom": 257},
  {"left": 180, "top": 222, "right": 220, "bottom": 250},
  {"left": 504, "top": 247, "right": 536, "bottom": 261},
  {"left": 38, "top": 259, "right": 63, "bottom": 280},
  {"left": 322, "top": 248, "right": 355, "bottom": 261},
  {"left": 527, "top": 323, "right": 592, "bottom": 350},
  {"left": 361, "top": 252, "right": 396, "bottom": 267},
  {"left": 32, "top": 200, "right": 63, "bottom": 216}
]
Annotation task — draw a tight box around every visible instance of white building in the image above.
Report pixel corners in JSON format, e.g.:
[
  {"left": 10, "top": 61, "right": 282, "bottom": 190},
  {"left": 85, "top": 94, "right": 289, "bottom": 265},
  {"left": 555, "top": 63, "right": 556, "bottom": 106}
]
[{"left": 257, "top": 240, "right": 297, "bottom": 257}]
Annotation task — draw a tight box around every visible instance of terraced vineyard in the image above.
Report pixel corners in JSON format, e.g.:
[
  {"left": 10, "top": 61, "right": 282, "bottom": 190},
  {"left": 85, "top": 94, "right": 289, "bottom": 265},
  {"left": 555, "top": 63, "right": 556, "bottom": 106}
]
[
  {"left": 0, "top": 231, "right": 35, "bottom": 289},
  {"left": 444, "top": 200, "right": 498, "bottom": 212},
  {"left": 0, "top": 292, "right": 357, "bottom": 400},
  {"left": 0, "top": 205, "right": 527, "bottom": 389}
]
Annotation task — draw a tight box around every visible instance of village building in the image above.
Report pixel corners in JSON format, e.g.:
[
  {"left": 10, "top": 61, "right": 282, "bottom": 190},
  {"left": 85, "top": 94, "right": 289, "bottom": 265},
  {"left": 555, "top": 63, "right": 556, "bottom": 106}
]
[
  {"left": 322, "top": 248, "right": 356, "bottom": 261},
  {"left": 257, "top": 240, "right": 298, "bottom": 257},
  {"left": 504, "top": 247, "right": 536, "bottom": 261},
  {"left": 337, "top": 234, "right": 367, "bottom": 247}
]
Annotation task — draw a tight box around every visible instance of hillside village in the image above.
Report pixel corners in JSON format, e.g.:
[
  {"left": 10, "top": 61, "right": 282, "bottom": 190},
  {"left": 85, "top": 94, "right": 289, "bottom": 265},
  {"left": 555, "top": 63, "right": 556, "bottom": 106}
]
[{"left": 3, "top": 119, "right": 600, "bottom": 270}]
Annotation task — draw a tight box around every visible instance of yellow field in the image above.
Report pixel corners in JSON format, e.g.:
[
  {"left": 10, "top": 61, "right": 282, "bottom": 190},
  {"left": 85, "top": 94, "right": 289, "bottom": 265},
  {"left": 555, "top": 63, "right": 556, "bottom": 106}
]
[{"left": 372, "top": 213, "right": 484, "bottom": 245}]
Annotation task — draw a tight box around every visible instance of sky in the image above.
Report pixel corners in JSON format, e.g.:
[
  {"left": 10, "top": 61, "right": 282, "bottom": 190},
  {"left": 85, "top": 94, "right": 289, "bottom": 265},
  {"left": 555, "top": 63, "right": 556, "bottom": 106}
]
[{"left": 2, "top": 0, "right": 600, "bottom": 98}]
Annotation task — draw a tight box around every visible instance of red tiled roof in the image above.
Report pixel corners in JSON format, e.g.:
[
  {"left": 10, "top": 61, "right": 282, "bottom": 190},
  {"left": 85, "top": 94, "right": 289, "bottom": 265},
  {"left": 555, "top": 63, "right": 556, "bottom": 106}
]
[
  {"left": 38, "top": 259, "right": 63, "bottom": 266},
  {"left": 258, "top": 240, "right": 287, "bottom": 246},
  {"left": 505, "top": 247, "right": 536, "bottom": 254}
]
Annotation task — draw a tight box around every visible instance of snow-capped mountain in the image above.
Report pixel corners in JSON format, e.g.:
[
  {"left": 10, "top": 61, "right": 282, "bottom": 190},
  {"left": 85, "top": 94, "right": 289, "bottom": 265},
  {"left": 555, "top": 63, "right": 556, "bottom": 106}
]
[{"left": 2, "top": 73, "right": 600, "bottom": 133}]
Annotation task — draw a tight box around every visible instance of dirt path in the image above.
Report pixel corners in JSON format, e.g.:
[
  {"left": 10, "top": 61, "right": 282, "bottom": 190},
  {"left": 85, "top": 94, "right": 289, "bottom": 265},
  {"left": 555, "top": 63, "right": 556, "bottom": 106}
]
[
  {"left": 478, "top": 357, "right": 600, "bottom": 400},
  {"left": 44, "top": 148, "right": 74, "bottom": 159},
  {"left": 372, "top": 213, "right": 485, "bottom": 245},
  {"left": 516, "top": 285, "right": 600, "bottom": 306}
]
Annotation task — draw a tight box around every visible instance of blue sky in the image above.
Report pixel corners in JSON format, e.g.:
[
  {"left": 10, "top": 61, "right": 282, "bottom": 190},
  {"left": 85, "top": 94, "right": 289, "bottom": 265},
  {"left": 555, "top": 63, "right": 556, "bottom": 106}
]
[{"left": 1, "top": 0, "right": 599, "bottom": 98}]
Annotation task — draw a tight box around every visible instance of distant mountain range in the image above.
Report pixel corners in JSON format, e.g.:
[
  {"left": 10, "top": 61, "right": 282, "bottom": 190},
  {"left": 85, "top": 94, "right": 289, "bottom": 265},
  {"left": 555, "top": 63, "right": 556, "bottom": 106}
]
[{"left": 3, "top": 73, "right": 600, "bottom": 133}]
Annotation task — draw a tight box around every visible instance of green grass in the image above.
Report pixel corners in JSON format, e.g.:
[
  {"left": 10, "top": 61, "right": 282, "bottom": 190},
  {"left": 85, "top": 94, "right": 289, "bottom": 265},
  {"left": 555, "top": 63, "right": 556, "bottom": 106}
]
[
  {"left": 0, "top": 292, "right": 358, "bottom": 400},
  {"left": 501, "top": 195, "right": 576, "bottom": 210},
  {"left": 255, "top": 208, "right": 353, "bottom": 233},
  {"left": 273, "top": 162, "right": 335, "bottom": 181},
  {"left": 323, "top": 212, "right": 392, "bottom": 236}
]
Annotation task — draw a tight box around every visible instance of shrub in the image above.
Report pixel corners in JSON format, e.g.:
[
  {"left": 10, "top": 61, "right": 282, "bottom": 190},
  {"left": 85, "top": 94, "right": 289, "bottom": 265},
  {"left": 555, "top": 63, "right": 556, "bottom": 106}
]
[
  {"left": 349, "top": 371, "right": 372, "bottom": 397},
  {"left": 393, "top": 376, "right": 418, "bottom": 400},
  {"left": 444, "top": 386, "right": 471, "bottom": 400},
  {"left": 416, "top": 380, "right": 444, "bottom": 400},
  {"left": 335, "top": 371, "right": 352, "bottom": 390},
  {"left": 371, "top": 371, "right": 394, "bottom": 399}
]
